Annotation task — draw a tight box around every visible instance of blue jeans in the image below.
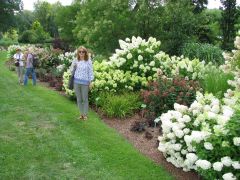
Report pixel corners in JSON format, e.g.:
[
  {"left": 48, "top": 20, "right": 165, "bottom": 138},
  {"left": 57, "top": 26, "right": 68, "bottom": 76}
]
[{"left": 24, "top": 68, "right": 36, "bottom": 85}]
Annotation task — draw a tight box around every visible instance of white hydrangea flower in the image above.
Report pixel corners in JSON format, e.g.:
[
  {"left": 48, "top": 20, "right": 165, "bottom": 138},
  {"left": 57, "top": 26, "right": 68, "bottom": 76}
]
[
  {"left": 232, "top": 161, "right": 240, "bottom": 169},
  {"left": 222, "top": 173, "right": 237, "bottom": 180},
  {"left": 195, "top": 160, "right": 211, "bottom": 170},
  {"left": 221, "top": 156, "right": 232, "bottom": 167},
  {"left": 186, "top": 153, "right": 198, "bottom": 163},
  {"left": 204, "top": 142, "right": 213, "bottom": 150},
  {"left": 213, "top": 162, "right": 223, "bottom": 171},
  {"left": 233, "top": 137, "right": 240, "bottom": 146},
  {"left": 127, "top": 53, "right": 133, "bottom": 59}
]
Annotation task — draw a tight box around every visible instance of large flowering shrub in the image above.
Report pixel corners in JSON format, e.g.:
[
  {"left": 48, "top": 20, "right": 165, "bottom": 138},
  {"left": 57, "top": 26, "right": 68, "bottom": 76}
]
[
  {"left": 63, "top": 36, "right": 162, "bottom": 96},
  {"left": 155, "top": 71, "right": 240, "bottom": 179},
  {"left": 109, "top": 36, "right": 161, "bottom": 76},
  {"left": 62, "top": 36, "right": 211, "bottom": 100},
  {"left": 154, "top": 52, "right": 207, "bottom": 81}
]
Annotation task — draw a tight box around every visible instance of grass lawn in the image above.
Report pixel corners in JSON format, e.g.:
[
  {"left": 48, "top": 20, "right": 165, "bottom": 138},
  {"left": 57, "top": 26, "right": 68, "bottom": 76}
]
[{"left": 0, "top": 51, "right": 173, "bottom": 179}]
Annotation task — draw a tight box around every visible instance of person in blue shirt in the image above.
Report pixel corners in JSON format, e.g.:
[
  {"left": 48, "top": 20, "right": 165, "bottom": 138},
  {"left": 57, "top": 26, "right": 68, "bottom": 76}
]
[
  {"left": 70, "top": 46, "right": 94, "bottom": 120},
  {"left": 24, "top": 48, "right": 37, "bottom": 86}
]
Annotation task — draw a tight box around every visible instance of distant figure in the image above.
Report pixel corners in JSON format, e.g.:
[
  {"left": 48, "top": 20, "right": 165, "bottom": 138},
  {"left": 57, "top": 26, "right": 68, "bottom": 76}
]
[
  {"left": 70, "top": 46, "right": 94, "bottom": 120},
  {"left": 13, "top": 48, "right": 24, "bottom": 85},
  {"left": 24, "top": 48, "right": 36, "bottom": 86}
]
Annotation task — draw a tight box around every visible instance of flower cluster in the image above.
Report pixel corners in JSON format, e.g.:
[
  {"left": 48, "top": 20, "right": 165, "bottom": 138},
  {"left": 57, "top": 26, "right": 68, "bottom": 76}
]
[
  {"left": 155, "top": 72, "right": 240, "bottom": 179},
  {"left": 57, "top": 51, "right": 76, "bottom": 72},
  {"left": 154, "top": 53, "right": 207, "bottom": 81}
]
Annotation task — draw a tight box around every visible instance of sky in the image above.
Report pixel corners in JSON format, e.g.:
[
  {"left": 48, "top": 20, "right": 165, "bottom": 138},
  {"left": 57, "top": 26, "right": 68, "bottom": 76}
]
[
  {"left": 22, "top": 0, "right": 240, "bottom": 11},
  {"left": 22, "top": 0, "right": 72, "bottom": 11}
]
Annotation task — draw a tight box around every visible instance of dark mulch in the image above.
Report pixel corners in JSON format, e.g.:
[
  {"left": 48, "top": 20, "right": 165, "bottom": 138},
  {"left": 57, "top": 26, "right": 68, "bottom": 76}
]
[{"left": 98, "top": 112, "right": 200, "bottom": 180}]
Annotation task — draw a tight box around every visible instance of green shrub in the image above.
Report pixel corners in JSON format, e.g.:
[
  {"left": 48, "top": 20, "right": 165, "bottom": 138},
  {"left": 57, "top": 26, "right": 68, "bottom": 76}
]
[
  {"left": 182, "top": 43, "right": 224, "bottom": 65},
  {"left": 98, "top": 92, "right": 141, "bottom": 118},
  {"left": 200, "top": 66, "right": 234, "bottom": 99},
  {"left": 0, "top": 38, "right": 17, "bottom": 47}
]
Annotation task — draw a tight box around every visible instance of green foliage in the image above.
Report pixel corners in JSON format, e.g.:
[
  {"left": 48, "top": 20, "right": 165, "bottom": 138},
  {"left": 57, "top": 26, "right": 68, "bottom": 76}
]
[
  {"left": 221, "top": 0, "right": 239, "bottom": 50},
  {"left": 0, "top": 0, "right": 22, "bottom": 31},
  {"left": 73, "top": 0, "right": 135, "bottom": 55},
  {"left": 3, "top": 29, "right": 19, "bottom": 42},
  {"left": 0, "top": 29, "right": 19, "bottom": 47},
  {"left": 0, "top": 38, "right": 17, "bottom": 47},
  {"left": 19, "top": 21, "right": 50, "bottom": 43},
  {"left": 159, "top": 0, "right": 198, "bottom": 55},
  {"left": 202, "top": 9, "right": 222, "bottom": 45},
  {"left": 195, "top": 110, "right": 240, "bottom": 180},
  {"left": 19, "top": 30, "right": 37, "bottom": 43},
  {"left": 182, "top": 42, "right": 225, "bottom": 65},
  {"left": 15, "top": 10, "right": 35, "bottom": 33},
  {"left": 55, "top": 5, "right": 79, "bottom": 43},
  {"left": 98, "top": 92, "right": 141, "bottom": 118},
  {"left": 33, "top": 1, "right": 59, "bottom": 37},
  {"left": 199, "top": 65, "right": 234, "bottom": 98}
]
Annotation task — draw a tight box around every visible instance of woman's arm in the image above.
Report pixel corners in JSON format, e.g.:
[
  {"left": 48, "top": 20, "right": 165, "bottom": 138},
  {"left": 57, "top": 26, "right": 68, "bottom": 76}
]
[
  {"left": 69, "top": 59, "right": 77, "bottom": 74},
  {"left": 88, "top": 60, "right": 94, "bottom": 81}
]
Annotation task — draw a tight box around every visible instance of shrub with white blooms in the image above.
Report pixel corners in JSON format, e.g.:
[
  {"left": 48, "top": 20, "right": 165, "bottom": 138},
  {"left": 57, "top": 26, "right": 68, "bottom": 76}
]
[{"left": 155, "top": 70, "right": 240, "bottom": 180}]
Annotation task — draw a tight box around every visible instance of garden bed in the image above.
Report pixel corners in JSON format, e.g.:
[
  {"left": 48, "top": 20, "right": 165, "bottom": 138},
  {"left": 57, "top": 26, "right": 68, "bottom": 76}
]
[{"left": 98, "top": 112, "right": 200, "bottom": 180}]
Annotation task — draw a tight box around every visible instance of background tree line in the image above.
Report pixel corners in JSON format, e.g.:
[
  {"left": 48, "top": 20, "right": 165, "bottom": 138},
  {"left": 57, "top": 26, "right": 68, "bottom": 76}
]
[{"left": 0, "top": 0, "right": 239, "bottom": 56}]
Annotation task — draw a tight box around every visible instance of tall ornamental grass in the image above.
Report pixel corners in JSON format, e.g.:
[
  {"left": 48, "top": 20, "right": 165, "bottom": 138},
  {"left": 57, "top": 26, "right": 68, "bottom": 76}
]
[
  {"left": 200, "top": 66, "right": 234, "bottom": 99},
  {"left": 182, "top": 43, "right": 224, "bottom": 65}
]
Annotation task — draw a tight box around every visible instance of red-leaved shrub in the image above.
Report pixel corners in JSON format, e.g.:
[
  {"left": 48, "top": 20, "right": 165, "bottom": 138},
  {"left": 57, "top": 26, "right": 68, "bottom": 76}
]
[{"left": 141, "top": 76, "right": 200, "bottom": 118}]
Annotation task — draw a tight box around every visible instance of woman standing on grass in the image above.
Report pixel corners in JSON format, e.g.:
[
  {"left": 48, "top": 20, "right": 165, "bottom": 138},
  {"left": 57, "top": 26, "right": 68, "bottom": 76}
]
[
  {"left": 70, "top": 46, "right": 94, "bottom": 120},
  {"left": 13, "top": 48, "right": 24, "bottom": 85}
]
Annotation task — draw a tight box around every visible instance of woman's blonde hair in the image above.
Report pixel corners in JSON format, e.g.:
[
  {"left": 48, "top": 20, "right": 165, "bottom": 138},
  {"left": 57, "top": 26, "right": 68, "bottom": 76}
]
[{"left": 77, "top": 46, "right": 89, "bottom": 61}]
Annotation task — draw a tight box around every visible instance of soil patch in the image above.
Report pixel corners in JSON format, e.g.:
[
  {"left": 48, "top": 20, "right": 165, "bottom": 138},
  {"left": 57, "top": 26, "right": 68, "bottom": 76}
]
[{"left": 99, "top": 113, "right": 200, "bottom": 180}]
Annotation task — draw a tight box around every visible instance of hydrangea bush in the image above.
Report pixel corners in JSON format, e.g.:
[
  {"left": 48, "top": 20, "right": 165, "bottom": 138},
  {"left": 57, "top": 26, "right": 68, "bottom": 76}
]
[
  {"left": 63, "top": 36, "right": 211, "bottom": 98},
  {"left": 155, "top": 69, "right": 240, "bottom": 179}
]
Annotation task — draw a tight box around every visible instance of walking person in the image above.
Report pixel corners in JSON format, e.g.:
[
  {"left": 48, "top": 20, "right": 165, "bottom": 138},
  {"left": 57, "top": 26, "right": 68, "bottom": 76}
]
[
  {"left": 24, "top": 48, "right": 37, "bottom": 86},
  {"left": 70, "top": 46, "right": 94, "bottom": 120},
  {"left": 13, "top": 48, "right": 24, "bottom": 85}
]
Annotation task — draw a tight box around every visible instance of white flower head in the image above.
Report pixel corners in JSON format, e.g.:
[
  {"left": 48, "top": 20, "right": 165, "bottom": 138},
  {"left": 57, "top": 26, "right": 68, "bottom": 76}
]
[
  {"left": 195, "top": 159, "right": 211, "bottom": 170},
  {"left": 222, "top": 173, "right": 236, "bottom": 180},
  {"left": 221, "top": 156, "right": 232, "bottom": 167},
  {"left": 204, "top": 142, "right": 213, "bottom": 150},
  {"left": 213, "top": 162, "right": 223, "bottom": 171},
  {"left": 233, "top": 137, "right": 240, "bottom": 146}
]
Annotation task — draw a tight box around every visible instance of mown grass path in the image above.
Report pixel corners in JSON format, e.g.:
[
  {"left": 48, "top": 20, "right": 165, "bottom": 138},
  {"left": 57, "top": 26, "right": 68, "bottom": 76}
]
[{"left": 0, "top": 51, "right": 172, "bottom": 179}]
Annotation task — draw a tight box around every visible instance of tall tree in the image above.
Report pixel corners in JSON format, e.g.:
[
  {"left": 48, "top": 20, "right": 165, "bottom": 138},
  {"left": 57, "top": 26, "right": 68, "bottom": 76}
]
[
  {"left": 160, "top": 0, "right": 198, "bottom": 55},
  {"left": 220, "top": 0, "right": 238, "bottom": 50},
  {"left": 191, "top": 0, "right": 207, "bottom": 13},
  {"left": 0, "top": 0, "right": 23, "bottom": 32},
  {"left": 130, "top": 0, "right": 164, "bottom": 39},
  {"left": 55, "top": 4, "right": 79, "bottom": 43},
  {"left": 15, "top": 10, "right": 35, "bottom": 33},
  {"left": 73, "top": 0, "right": 135, "bottom": 54},
  {"left": 34, "top": 0, "right": 59, "bottom": 37}
]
